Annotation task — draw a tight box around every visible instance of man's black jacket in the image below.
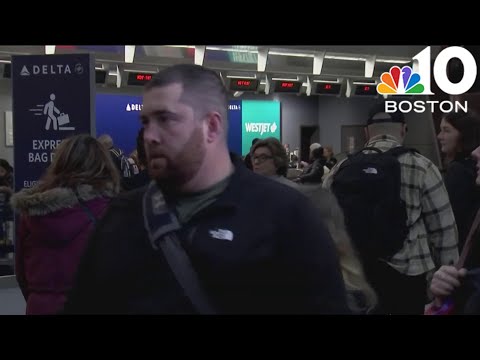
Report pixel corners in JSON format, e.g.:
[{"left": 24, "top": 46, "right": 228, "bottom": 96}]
[{"left": 63, "top": 156, "right": 350, "bottom": 314}]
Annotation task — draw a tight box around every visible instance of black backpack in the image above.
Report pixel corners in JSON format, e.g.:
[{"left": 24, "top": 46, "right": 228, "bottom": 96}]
[{"left": 331, "top": 146, "right": 416, "bottom": 260}]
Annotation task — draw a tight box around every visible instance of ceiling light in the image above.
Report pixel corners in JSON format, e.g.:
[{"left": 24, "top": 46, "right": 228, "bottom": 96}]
[
  {"left": 313, "top": 79, "right": 340, "bottom": 83},
  {"left": 164, "top": 46, "right": 412, "bottom": 64},
  {"left": 269, "top": 51, "right": 314, "bottom": 57},
  {"left": 353, "top": 81, "right": 377, "bottom": 85},
  {"left": 226, "top": 75, "right": 257, "bottom": 79},
  {"left": 325, "top": 55, "right": 366, "bottom": 61},
  {"left": 376, "top": 58, "right": 411, "bottom": 64},
  {"left": 123, "top": 69, "right": 157, "bottom": 73},
  {"left": 272, "top": 77, "right": 300, "bottom": 81},
  {"left": 207, "top": 46, "right": 256, "bottom": 53},
  {"left": 167, "top": 45, "right": 195, "bottom": 49}
]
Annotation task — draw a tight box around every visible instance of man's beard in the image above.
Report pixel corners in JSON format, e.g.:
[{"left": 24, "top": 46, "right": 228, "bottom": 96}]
[{"left": 148, "top": 126, "right": 206, "bottom": 193}]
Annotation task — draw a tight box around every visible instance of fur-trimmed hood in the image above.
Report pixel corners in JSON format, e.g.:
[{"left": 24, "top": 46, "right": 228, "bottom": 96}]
[{"left": 10, "top": 184, "right": 116, "bottom": 216}]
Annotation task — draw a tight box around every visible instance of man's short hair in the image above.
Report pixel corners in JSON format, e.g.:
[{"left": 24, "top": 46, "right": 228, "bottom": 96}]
[
  {"left": 367, "top": 102, "right": 405, "bottom": 126},
  {"left": 145, "top": 64, "right": 229, "bottom": 131}
]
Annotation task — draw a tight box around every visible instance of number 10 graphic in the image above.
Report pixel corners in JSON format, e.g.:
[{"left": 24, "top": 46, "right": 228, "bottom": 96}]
[{"left": 413, "top": 46, "right": 478, "bottom": 96}]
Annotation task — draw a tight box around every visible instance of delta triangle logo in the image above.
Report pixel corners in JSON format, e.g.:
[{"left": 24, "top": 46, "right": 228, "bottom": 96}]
[{"left": 20, "top": 66, "right": 30, "bottom": 76}]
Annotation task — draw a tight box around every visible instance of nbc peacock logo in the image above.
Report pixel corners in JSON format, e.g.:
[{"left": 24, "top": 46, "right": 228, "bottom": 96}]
[{"left": 377, "top": 66, "right": 425, "bottom": 95}]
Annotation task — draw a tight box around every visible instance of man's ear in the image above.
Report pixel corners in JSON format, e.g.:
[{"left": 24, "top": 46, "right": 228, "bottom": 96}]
[{"left": 204, "top": 111, "right": 223, "bottom": 143}]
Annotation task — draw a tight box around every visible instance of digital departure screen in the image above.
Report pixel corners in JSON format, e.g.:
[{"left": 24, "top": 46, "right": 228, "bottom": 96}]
[
  {"left": 355, "top": 84, "right": 378, "bottom": 96},
  {"left": 315, "top": 82, "right": 341, "bottom": 95},
  {"left": 229, "top": 78, "right": 259, "bottom": 91},
  {"left": 274, "top": 80, "right": 302, "bottom": 93},
  {"left": 127, "top": 72, "right": 154, "bottom": 86}
]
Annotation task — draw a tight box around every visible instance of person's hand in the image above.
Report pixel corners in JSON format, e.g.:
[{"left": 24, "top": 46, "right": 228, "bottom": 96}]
[{"left": 430, "top": 265, "right": 467, "bottom": 301}]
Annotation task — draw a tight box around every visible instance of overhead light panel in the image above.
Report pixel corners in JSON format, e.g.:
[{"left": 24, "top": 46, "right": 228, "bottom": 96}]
[
  {"left": 313, "top": 78, "right": 340, "bottom": 83},
  {"left": 269, "top": 51, "right": 314, "bottom": 57},
  {"left": 353, "top": 81, "right": 377, "bottom": 85},
  {"left": 226, "top": 75, "right": 257, "bottom": 79},
  {"left": 272, "top": 76, "right": 300, "bottom": 82},
  {"left": 123, "top": 69, "right": 157, "bottom": 73},
  {"left": 164, "top": 46, "right": 412, "bottom": 64},
  {"left": 167, "top": 45, "right": 195, "bottom": 49},
  {"left": 207, "top": 46, "right": 257, "bottom": 53},
  {"left": 376, "top": 58, "right": 411, "bottom": 64}
]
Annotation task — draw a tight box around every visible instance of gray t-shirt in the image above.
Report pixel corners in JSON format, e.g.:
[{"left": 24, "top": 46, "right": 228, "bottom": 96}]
[{"left": 174, "top": 174, "right": 232, "bottom": 225}]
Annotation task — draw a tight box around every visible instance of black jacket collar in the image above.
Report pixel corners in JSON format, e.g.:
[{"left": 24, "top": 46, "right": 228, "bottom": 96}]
[{"left": 207, "top": 152, "right": 251, "bottom": 210}]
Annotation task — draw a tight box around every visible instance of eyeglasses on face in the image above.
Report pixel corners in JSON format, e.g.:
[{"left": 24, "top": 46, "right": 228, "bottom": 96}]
[{"left": 252, "top": 154, "right": 273, "bottom": 163}]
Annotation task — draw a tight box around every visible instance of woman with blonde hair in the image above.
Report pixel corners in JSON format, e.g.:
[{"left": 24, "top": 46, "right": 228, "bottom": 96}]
[
  {"left": 11, "top": 134, "right": 120, "bottom": 315},
  {"left": 309, "top": 188, "right": 377, "bottom": 314},
  {"left": 323, "top": 145, "right": 338, "bottom": 170}
]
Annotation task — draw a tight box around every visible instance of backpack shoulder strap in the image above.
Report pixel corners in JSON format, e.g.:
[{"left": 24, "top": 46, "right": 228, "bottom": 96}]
[
  {"left": 361, "top": 147, "right": 383, "bottom": 153},
  {"left": 142, "top": 182, "right": 217, "bottom": 314},
  {"left": 384, "top": 146, "right": 418, "bottom": 157},
  {"left": 350, "top": 147, "right": 382, "bottom": 157},
  {"left": 158, "top": 232, "right": 217, "bottom": 314}
]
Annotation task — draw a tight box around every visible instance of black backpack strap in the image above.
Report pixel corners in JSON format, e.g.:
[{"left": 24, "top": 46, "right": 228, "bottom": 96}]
[
  {"left": 351, "top": 146, "right": 417, "bottom": 158},
  {"left": 142, "top": 181, "right": 217, "bottom": 314},
  {"left": 158, "top": 232, "right": 217, "bottom": 314},
  {"left": 347, "top": 147, "right": 382, "bottom": 159},
  {"left": 384, "top": 146, "right": 418, "bottom": 157},
  {"left": 360, "top": 147, "right": 383, "bottom": 154}
]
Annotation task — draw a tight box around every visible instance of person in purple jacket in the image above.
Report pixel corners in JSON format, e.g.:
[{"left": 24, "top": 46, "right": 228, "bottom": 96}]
[{"left": 10, "top": 134, "right": 120, "bottom": 315}]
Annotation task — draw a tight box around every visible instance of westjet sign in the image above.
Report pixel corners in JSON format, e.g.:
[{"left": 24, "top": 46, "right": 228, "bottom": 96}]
[
  {"left": 244, "top": 122, "right": 278, "bottom": 135},
  {"left": 241, "top": 100, "right": 280, "bottom": 155},
  {"left": 227, "top": 100, "right": 281, "bottom": 156}
]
